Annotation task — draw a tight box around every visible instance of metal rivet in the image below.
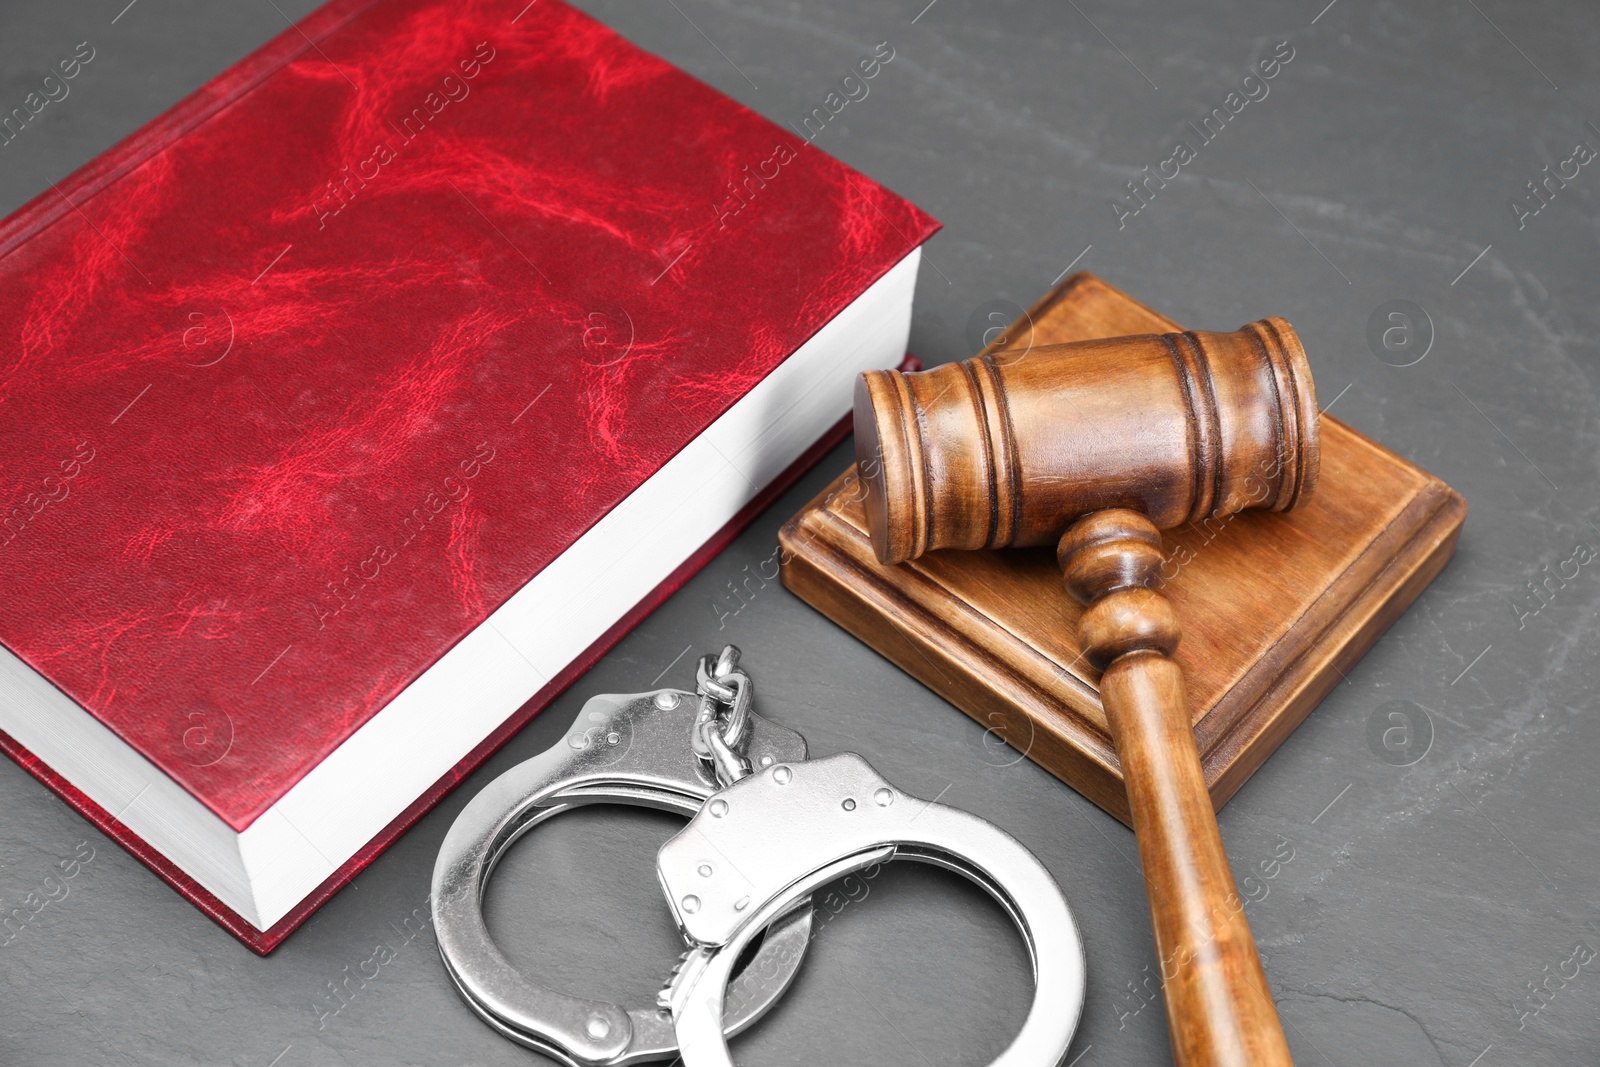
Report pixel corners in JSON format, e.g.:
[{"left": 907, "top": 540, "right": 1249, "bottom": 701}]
[
  {"left": 709, "top": 799, "right": 728, "bottom": 818},
  {"left": 586, "top": 1014, "right": 611, "bottom": 1040},
  {"left": 772, "top": 766, "right": 792, "bottom": 785},
  {"left": 758, "top": 754, "right": 774, "bottom": 767},
  {"left": 842, "top": 798, "right": 857, "bottom": 811},
  {"left": 874, "top": 788, "right": 894, "bottom": 807},
  {"left": 734, "top": 896, "right": 750, "bottom": 912},
  {"left": 606, "top": 732, "right": 621, "bottom": 745},
  {"left": 653, "top": 691, "right": 679, "bottom": 710},
  {"left": 698, "top": 863, "right": 713, "bottom": 878},
  {"left": 568, "top": 734, "right": 589, "bottom": 749},
  {"left": 681, "top": 895, "right": 701, "bottom": 914}
]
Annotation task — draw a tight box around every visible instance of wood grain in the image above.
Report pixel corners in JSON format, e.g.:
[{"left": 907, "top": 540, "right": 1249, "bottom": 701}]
[
  {"left": 857, "top": 305, "right": 1313, "bottom": 1062},
  {"left": 778, "top": 272, "right": 1466, "bottom": 826},
  {"left": 852, "top": 319, "right": 1319, "bottom": 562},
  {"left": 1060, "top": 508, "right": 1293, "bottom": 1065}
]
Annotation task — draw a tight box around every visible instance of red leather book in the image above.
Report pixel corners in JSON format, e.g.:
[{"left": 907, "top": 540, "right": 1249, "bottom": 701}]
[{"left": 0, "top": 0, "right": 936, "bottom": 952}]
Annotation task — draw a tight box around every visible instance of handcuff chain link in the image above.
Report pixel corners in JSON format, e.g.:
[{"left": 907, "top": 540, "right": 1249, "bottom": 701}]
[{"left": 692, "top": 645, "right": 753, "bottom": 787}]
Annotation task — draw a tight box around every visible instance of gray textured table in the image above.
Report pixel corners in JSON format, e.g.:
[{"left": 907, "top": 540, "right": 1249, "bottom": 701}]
[{"left": 2, "top": 2, "right": 1596, "bottom": 1064}]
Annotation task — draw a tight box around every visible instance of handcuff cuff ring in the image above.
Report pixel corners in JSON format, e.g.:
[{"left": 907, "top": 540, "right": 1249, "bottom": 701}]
[
  {"left": 657, "top": 752, "right": 1086, "bottom": 1067},
  {"left": 432, "top": 676, "right": 811, "bottom": 1067}
]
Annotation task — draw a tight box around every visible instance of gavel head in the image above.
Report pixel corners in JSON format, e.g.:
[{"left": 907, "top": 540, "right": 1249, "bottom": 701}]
[{"left": 853, "top": 319, "right": 1319, "bottom": 566}]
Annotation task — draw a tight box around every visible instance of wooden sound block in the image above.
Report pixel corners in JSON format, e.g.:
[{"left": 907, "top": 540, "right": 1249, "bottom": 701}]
[{"left": 779, "top": 272, "right": 1467, "bottom": 826}]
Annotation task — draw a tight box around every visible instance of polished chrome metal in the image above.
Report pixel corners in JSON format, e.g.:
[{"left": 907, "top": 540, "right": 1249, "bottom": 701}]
[
  {"left": 697, "top": 648, "right": 753, "bottom": 786},
  {"left": 432, "top": 689, "right": 811, "bottom": 1067},
  {"left": 690, "top": 646, "right": 753, "bottom": 785},
  {"left": 438, "top": 649, "right": 1083, "bottom": 1067},
  {"left": 658, "top": 753, "right": 1087, "bottom": 1067}
]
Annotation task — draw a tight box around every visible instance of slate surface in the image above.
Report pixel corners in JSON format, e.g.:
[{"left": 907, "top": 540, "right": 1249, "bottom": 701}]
[{"left": 1, "top": 2, "right": 1595, "bottom": 1065}]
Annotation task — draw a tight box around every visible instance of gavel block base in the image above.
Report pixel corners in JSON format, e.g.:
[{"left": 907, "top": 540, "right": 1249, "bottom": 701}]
[{"left": 778, "top": 272, "right": 1466, "bottom": 826}]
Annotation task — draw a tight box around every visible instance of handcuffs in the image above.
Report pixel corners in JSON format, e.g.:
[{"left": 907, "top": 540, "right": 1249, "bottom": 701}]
[{"left": 433, "top": 647, "right": 1086, "bottom": 1066}]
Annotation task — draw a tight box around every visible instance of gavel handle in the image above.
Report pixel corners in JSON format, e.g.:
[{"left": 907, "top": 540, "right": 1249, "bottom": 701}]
[
  {"left": 1060, "top": 510, "right": 1293, "bottom": 1067},
  {"left": 1102, "top": 654, "right": 1293, "bottom": 1065}
]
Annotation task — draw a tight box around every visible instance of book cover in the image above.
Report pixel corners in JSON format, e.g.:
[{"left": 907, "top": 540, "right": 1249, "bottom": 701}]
[{"left": 0, "top": 0, "right": 937, "bottom": 950}]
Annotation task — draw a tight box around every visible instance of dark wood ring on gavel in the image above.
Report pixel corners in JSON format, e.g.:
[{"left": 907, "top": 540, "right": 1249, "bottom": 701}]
[{"left": 853, "top": 319, "right": 1319, "bottom": 565}]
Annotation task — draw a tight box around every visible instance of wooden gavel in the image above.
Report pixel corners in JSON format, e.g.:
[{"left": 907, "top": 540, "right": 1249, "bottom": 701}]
[{"left": 854, "top": 319, "right": 1317, "bottom": 1067}]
